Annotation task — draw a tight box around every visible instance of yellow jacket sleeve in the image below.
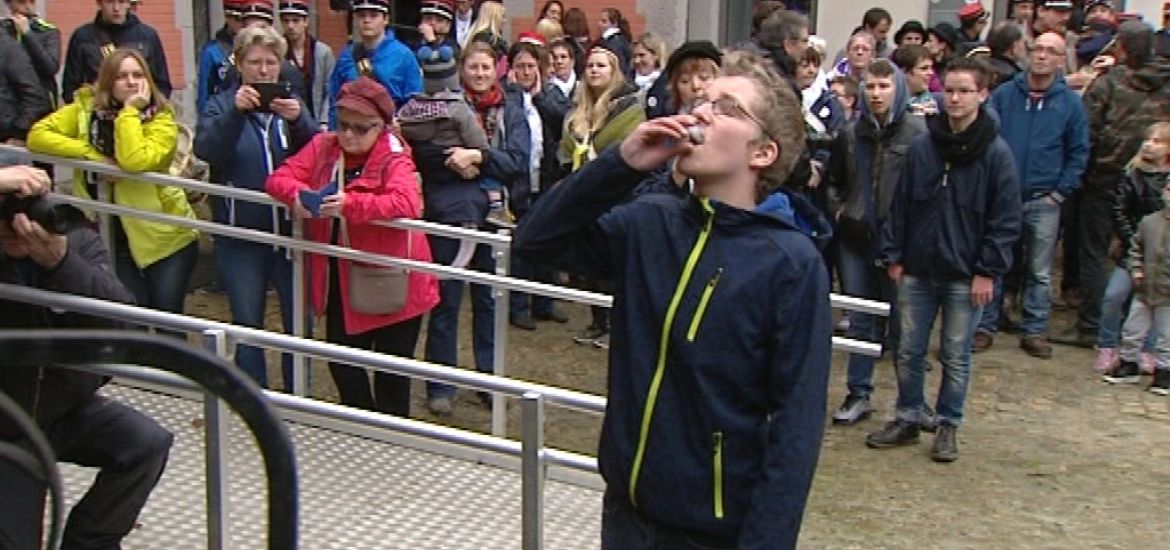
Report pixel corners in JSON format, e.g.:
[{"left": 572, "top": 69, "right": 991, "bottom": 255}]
[
  {"left": 26, "top": 102, "right": 106, "bottom": 162},
  {"left": 114, "top": 106, "right": 177, "bottom": 173}
]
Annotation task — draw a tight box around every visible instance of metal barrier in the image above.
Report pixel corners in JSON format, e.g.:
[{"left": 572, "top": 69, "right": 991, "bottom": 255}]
[
  {"left": 0, "top": 144, "right": 890, "bottom": 436},
  {"left": 0, "top": 284, "right": 601, "bottom": 550}
]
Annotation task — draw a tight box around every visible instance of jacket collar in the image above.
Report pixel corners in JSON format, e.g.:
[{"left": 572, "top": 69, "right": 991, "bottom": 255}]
[{"left": 682, "top": 188, "right": 833, "bottom": 250}]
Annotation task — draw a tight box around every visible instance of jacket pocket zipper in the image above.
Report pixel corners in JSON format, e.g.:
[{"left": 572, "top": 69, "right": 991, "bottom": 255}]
[
  {"left": 713, "top": 431, "right": 725, "bottom": 519},
  {"left": 686, "top": 268, "right": 723, "bottom": 342}
]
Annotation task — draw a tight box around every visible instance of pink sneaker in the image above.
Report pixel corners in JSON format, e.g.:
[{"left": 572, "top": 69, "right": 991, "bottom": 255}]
[
  {"left": 1140, "top": 352, "right": 1156, "bottom": 375},
  {"left": 1093, "top": 348, "right": 1119, "bottom": 374}
]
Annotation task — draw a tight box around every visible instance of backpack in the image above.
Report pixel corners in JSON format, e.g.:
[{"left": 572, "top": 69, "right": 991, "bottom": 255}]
[{"left": 170, "top": 122, "right": 208, "bottom": 182}]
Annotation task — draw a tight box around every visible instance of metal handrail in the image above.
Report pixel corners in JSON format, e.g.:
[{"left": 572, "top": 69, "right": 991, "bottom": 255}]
[
  {"left": 0, "top": 283, "right": 608, "bottom": 414},
  {"left": 0, "top": 144, "right": 891, "bottom": 317}
]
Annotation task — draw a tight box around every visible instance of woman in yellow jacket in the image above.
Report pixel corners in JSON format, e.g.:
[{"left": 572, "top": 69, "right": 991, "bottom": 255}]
[{"left": 28, "top": 48, "right": 199, "bottom": 317}]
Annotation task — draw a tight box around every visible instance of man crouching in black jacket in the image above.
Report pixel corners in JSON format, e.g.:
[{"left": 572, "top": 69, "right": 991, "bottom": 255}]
[{"left": 0, "top": 164, "right": 173, "bottom": 550}]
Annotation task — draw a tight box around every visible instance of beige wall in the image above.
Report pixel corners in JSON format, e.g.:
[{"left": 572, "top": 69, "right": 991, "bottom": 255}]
[{"left": 1126, "top": 0, "right": 1168, "bottom": 25}]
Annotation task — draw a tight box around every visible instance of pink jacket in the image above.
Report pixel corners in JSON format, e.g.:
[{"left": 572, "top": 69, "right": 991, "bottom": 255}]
[{"left": 266, "top": 131, "right": 439, "bottom": 335}]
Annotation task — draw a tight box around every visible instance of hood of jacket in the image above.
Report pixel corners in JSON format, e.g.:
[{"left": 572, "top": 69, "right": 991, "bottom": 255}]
[
  {"left": 1127, "top": 57, "right": 1170, "bottom": 92},
  {"left": 857, "top": 65, "right": 911, "bottom": 134},
  {"left": 714, "top": 189, "right": 834, "bottom": 251},
  {"left": 1008, "top": 70, "right": 1071, "bottom": 100},
  {"left": 93, "top": 12, "right": 141, "bottom": 32}
]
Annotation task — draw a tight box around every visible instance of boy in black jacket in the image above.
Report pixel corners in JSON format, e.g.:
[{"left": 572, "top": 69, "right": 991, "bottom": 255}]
[
  {"left": 514, "top": 51, "right": 831, "bottom": 550},
  {"left": 875, "top": 58, "right": 1021, "bottom": 462},
  {"left": 0, "top": 163, "right": 173, "bottom": 549},
  {"left": 61, "top": 0, "right": 172, "bottom": 102}
]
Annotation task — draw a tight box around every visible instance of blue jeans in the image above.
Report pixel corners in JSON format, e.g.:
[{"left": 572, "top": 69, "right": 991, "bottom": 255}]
[
  {"left": 425, "top": 234, "right": 496, "bottom": 399},
  {"left": 1099, "top": 265, "right": 1157, "bottom": 351},
  {"left": 1120, "top": 300, "right": 1170, "bottom": 367},
  {"left": 837, "top": 244, "right": 898, "bottom": 398},
  {"left": 978, "top": 197, "right": 1060, "bottom": 337},
  {"left": 214, "top": 236, "right": 295, "bottom": 389},
  {"left": 895, "top": 275, "right": 982, "bottom": 427},
  {"left": 600, "top": 491, "right": 735, "bottom": 550},
  {"left": 114, "top": 237, "right": 198, "bottom": 316}
]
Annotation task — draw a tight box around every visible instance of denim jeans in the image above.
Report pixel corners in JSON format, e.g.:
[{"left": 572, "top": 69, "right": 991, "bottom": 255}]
[
  {"left": 214, "top": 236, "right": 295, "bottom": 389},
  {"left": 600, "top": 491, "right": 735, "bottom": 550},
  {"left": 837, "top": 244, "right": 898, "bottom": 398},
  {"left": 1099, "top": 266, "right": 1134, "bottom": 348},
  {"left": 509, "top": 254, "right": 557, "bottom": 319},
  {"left": 895, "top": 275, "right": 982, "bottom": 427},
  {"left": 977, "top": 197, "right": 1060, "bottom": 337},
  {"left": 114, "top": 236, "right": 198, "bottom": 316},
  {"left": 425, "top": 234, "right": 496, "bottom": 399},
  {"left": 1121, "top": 300, "right": 1170, "bottom": 369}
]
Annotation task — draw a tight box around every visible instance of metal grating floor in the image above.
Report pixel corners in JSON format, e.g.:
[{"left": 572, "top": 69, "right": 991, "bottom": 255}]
[{"left": 56, "top": 385, "right": 602, "bottom": 549}]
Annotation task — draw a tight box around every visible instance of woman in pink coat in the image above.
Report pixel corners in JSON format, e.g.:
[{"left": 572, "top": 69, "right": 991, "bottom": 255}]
[{"left": 267, "top": 77, "right": 439, "bottom": 416}]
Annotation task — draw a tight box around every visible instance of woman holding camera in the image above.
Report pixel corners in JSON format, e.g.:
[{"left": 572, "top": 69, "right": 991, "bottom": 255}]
[
  {"left": 266, "top": 77, "right": 438, "bottom": 416},
  {"left": 194, "top": 26, "right": 317, "bottom": 389},
  {"left": 27, "top": 48, "right": 198, "bottom": 320}
]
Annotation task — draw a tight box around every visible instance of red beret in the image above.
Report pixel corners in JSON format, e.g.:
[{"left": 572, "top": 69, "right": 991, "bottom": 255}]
[{"left": 336, "top": 77, "right": 397, "bottom": 125}]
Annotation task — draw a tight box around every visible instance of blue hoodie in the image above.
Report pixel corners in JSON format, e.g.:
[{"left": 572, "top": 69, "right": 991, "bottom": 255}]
[
  {"left": 328, "top": 30, "right": 423, "bottom": 128},
  {"left": 990, "top": 71, "right": 1089, "bottom": 201},
  {"left": 514, "top": 147, "right": 832, "bottom": 549}
]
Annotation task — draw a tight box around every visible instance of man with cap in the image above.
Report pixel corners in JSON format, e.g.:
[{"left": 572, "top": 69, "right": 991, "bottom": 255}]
[
  {"left": 957, "top": 2, "right": 991, "bottom": 52},
  {"left": 894, "top": 20, "right": 927, "bottom": 48},
  {"left": 2, "top": 0, "right": 61, "bottom": 109},
  {"left": 1011, "top": 0, "right": 1035, "bottom": 27},
  {"left": 418, "top": 0, "right": 458, "bottom": 53},
  {"left": 198, "top": 0, "right": 247, "bottom": 114},
  {"left": 926, "top": 22, "right": 962, "bottom": 87},
  {"left": 281, "top": 1, "right": 335, "bottom": 129},
  {"left": 1032, "top": 0, "right": 1078, "bottom": 72},
  {"left": 62, "top": 0, "right": 172, "bottom": 102},
  {"left": 1084, "top": 0, "right": 1115, "bottom": 22},
  {"left": 328, "top": 0, "right": 422, "bottom": 128}
]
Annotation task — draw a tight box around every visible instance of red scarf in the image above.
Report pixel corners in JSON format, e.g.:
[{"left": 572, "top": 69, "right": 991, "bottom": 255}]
[{"left": 464, "top": 83, "right": 505, "bottom": 134}]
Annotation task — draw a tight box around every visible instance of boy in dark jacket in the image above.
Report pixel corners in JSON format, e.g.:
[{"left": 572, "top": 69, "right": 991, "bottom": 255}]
[
  {"left": 398, "top": 38, "right": 512, "bottom": 227},
  {"left": 825, "top": 59, "right": 926, "bottom": 426},
  {"left": 875, "top": 58, "right": 1021, "bottom": 462},
  {"left": 62, "top": 0, "right": 171, "bottom": 102},
  {"left": 2, "top": 0, "right": 61, "bottom": 107},
  {"left": 0, "top": 31, "right": 49, "bottom": 146},
  {"left": 514, "top": 51, "right": 831, "bottom": 550},
  {"left": 0, "top": 163, "right": 173, "bottom": 549}
]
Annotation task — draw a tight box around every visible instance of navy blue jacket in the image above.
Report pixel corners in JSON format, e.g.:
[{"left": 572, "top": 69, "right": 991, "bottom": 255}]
[
  {"left": 418, "top": 83, "right": 531, "bottom": 225},
  {"left": 62, "top": 13, "right": 171, "bottom": 103},
  {"left": 882, "top": 115, "right": 1022, "bottom": 280},
  {"left": 990, "top": 72, "right": 1089, "bottom": 201},
  {"left": 194, "top": 87, "right": 317, "bottom": 233},
  {"left": 513, "top": 147, "right": 833, "bottom": 549}
]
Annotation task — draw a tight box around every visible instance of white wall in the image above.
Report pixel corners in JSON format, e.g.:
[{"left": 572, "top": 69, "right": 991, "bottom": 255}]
[{"left": 1125, "top": 0, "right": 1168, "bottom": 25}]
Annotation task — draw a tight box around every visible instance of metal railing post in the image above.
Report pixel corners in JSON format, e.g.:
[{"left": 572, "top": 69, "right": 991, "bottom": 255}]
[
  {"left": 490, "top": 230, "right": 511, "bottom": 437},
  {"left": 94, "top": 177, "right": 114, "bottom": 266},
  {"left": 291, "top": 217, "right": 309, "bottom": 396},
  {"left": 201, "top": 329, "right": 231, "bottom": 550},
  {"left": 520, "top": 392, "right": 546, "bottom": 550}
]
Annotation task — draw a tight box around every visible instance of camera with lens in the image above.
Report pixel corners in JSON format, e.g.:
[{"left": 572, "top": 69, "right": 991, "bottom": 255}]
[{"left": 0, "top": 193, "right": 87, "bottom": 234}]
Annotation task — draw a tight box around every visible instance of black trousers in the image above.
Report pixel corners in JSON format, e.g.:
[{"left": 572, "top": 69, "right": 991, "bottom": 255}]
[
  {"left": 0, "top": 395, "right": 173, "bottom": 550},
  {"left": 1077, "top": 190, "right": 1114, "bottom": 333},
  {"left": 325, "top": 273, "right": 423, "bottom": 417}
]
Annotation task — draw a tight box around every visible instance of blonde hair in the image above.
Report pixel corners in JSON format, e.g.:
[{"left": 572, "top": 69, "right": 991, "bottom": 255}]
[
  {"left": 91, "top": 48, "right": 170, "bottom": 111},
  {"left": 719, "top": 50, "right": 806, "bottom": 200},
  {"left": 467, "top": 1, "right": 505, "bottom": 43},
  {"left": 668, "top": 58, "right": 720, "bottom": 110},
  {"left": 233, "top": 25, "right": 288, "bottom": 62},
  {"left": 632, "top": 32, "right": 668, "bottom": 69},
  {"left": 535, "top": 18, "right": 564, "bottom": 42},
  {"left": 566, "top": 48, "right": 626, "bottom": 139},
  {"left": 1134, "top": 121, "right": 1170, "bottom": 168}
]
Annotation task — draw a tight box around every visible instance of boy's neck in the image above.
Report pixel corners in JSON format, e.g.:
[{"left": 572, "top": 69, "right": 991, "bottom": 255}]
[{"left": 693, "top": 174, "right": 757, "bottom": 211}]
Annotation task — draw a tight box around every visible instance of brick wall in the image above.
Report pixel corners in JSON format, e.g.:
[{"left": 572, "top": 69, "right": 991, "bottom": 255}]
[
  {"left": 45, "top": 0, "right": 188, "bottom": 90},
  {"left": 315, "top": 0, "right": 352, "bottom": 57}
]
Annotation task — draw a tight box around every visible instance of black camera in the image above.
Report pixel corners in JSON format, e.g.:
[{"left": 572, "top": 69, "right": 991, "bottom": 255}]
[{"left": 0, "top": 194, "right": 87, "bottom": 235}]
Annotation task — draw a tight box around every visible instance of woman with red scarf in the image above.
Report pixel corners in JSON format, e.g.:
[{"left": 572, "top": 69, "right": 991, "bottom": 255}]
[{"left": 417, "top": 40, "right": 531, "bottom": 415}]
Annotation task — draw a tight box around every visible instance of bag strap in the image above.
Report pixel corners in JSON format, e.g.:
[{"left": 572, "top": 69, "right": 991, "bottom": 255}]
[{"left": 335, "top": 153, "right": 412, "bottom": 264}]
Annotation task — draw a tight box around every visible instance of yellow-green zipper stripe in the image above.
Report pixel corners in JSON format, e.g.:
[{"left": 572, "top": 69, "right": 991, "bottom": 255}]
[
  {"left": 628, "top": 198, "right": 716, "bottom": 506},
  {"left": 713, "top": 431, "right": 725, "bottom": 519},
  {"left": 686, "top": 268, "right": 723, "bottom": 342}
]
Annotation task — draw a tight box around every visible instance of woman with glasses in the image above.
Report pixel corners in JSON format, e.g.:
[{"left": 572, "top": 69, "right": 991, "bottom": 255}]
[
  {"left": 27, "top": 48, "right": 197, "bottom": 327},
  {"left": 267, "top": 77, "right": 439, "bottom": 416},
  {"left": 560, "top": 44, "right": 645, "bottom": 349},
  {"left": 194, "top": 25, "right": 317, "bottom": 389}
]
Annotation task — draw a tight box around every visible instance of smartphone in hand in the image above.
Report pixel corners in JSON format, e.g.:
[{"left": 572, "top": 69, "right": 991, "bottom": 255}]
[{"left": 253, "top": 82, "right": 293, "bottom": 112}]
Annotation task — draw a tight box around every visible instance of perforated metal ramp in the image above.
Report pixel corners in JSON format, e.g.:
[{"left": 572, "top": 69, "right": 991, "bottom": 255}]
[{"left": 56, "top": 385, "right": 602, "bottom": 550}]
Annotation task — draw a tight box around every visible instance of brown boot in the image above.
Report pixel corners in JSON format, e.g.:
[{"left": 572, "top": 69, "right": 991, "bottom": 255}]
[
  {"left": 1020, "top": 336, "right": 1053, "bottom": 359},
  {"left": 972, "top": 331, "right": 994, "bottom": 353}
]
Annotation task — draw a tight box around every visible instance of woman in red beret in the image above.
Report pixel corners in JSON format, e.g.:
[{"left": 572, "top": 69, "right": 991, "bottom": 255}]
[{"left": 266, "top": 76, "right": 439, "bottom": 416}]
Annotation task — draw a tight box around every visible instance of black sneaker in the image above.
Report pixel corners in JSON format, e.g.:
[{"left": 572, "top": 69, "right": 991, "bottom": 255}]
[
  {"left": 918, "top": 404, "right": 938, "bottom": 433},
  {"left": 865, "top": 420, "right": 920, "bottom": 449},
  {"left": 1150, "top": 369, "right": 1170, "bottom": 396},
  {"left": 533, "top": 308, "right": 570, "bottom": 323},
  {"left": 509, "top": 313, "right": 537, "bottom": 331},
  {"left": 1103, "top": 361, "right": 1142, "bottom": 384},
  {"left": 573, "top": 325, "right": 607, "bottom": 345},
  {"left": 832, "top": 395, "right": 873, "bottom": 425},
  {"left": 930, "top": 424, "right": 959, "bottom": 462}
]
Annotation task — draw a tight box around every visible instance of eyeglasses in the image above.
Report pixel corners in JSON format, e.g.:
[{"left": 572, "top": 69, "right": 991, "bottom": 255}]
[
  {"left": 337, "top": 120, "right": 382, "bottom": 135},
  {"left": 688, "top": 95, "right": 777, "bottom": 143}
]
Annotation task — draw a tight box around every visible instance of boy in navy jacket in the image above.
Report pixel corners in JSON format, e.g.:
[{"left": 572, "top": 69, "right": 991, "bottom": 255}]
[
  {"left": 514, "top": 51, "right": 832, "bottom": 550},
  {"left": 876, "top": 57, "right": 1021, "bottom": 462}
]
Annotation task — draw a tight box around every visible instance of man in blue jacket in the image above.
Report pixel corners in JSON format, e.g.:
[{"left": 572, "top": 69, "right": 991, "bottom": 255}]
[
  {"left": 875, "top": 57, "right": 1021, "bottom": 462},
  {"left": 328, "top": 0, "right": 422, "bottom": 128},
  {"left": 974, "top": 31, "right": 1088, "bottom": 358},
  {"left": 514, "top": 51, "right": 832, "bottom": 550},
  {"left": 196, "top": 0, "right": 245, "bottom": 115}
]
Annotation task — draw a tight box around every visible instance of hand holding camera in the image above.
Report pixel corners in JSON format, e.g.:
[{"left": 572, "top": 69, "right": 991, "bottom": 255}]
[{"left": 0, "top": 165, "right": 51, "bottom": 196}]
